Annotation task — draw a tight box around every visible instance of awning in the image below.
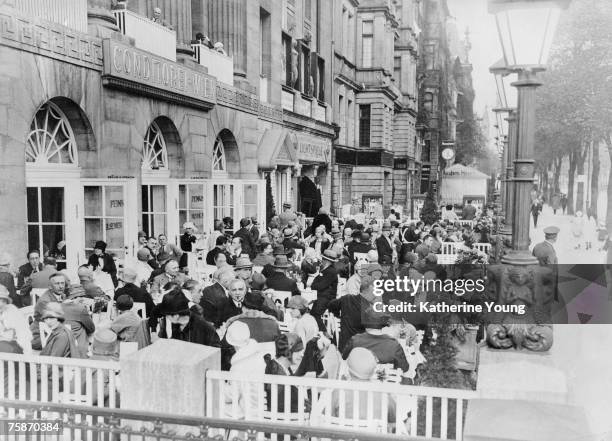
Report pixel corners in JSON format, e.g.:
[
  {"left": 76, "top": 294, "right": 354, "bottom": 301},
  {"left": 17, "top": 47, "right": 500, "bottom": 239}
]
[{"left": 257, "top": 129, "right": 298, "bottom": 170}]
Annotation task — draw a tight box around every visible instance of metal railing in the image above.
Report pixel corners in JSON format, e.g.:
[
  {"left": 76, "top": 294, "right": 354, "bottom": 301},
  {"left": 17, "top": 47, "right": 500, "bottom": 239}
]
[
  {"left": 14, "top": 0, "right": 88, "bottom": 33},
  {"left": 113, "top": 9, "right": 176, "bottom": 61},
  {"left": 206, "top": 370, "right": 476, "bottom": 439},
  {"left": 0, "top": 399, "right": 429, "bottom": 441}
]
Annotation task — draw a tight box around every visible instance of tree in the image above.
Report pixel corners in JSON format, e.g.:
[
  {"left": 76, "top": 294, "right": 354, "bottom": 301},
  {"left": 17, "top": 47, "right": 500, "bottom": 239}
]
[
  {"left": 537, "top": 0, "right": 612, "bottom": 219},
  {"left": 420, "top": 190, "right": 439, "bottom": 225},
  {"left": 455, "top": 116, "right": 488, "bottom": 166}
]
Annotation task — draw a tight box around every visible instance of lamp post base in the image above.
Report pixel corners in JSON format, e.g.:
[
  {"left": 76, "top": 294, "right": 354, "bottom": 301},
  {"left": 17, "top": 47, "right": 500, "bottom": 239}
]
[{"left": 501, "top": 250, "right": 538, "bottom": 266}]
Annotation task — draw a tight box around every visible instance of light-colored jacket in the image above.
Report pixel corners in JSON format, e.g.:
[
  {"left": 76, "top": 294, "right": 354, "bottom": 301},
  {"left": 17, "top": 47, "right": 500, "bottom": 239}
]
[
  {"left": 0, "top": 304, "right": 32, "bottom": 354},
  {"left": 225, "top": 339, "right": 266, "bottom": 419}
]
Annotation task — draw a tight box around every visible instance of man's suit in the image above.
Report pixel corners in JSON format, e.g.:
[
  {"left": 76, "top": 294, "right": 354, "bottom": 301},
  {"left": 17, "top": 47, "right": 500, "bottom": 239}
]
[
  {"left": 311, "top": 264, "right": 338, "bottom": 330},
  {"left": 150, "top": 272, "right": 188, "bottom": 295},
  {"left": 214, "top": 297, "right": 243, "bottom": 328},
  {"left": 375, "top": 235, "right": 395, "bottom": 264},
  {"left": 234, "top": 227, "right": 257, "bottom": 258},
  {"left": 17, "top": 262, "right": 43, "bottom": 289},
  {"left": 266, "top": 271, "right": 300, "bottom": 297}
]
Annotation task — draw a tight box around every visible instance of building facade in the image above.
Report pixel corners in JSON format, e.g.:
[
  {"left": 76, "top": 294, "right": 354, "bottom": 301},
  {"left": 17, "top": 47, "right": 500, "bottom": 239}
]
[
  {"left": 331, "top": 0, "right": 421, "bottom": 218},
  {"left": 0, "top": 0, "right": 336, "bottom": 275}
]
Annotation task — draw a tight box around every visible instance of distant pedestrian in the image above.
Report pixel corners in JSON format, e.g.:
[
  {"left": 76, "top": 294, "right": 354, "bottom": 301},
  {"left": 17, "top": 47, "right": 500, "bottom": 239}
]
[
  {"left": 571, "top": 211, "right": 585, "bottom": 249},
  {"left": 551, "top": 194, "right": 561, "bottom": 215},
  {"left": 530, "top": 200, "right": 542, "bottom": 228},
  {"left": 561, "top": 194, "right": 568, "bottom": 214}
]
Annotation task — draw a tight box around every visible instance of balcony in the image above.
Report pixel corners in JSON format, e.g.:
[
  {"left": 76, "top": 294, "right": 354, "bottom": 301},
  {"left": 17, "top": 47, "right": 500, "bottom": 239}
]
[
  {"left": 192, "top": 43, "right": 234, "bottom": 85},
  {"left": 15, "top": 0, "right": 87, "bottom": 33},
  {"left": 113, "top": 8, "right": 176, "bottom": 61}
]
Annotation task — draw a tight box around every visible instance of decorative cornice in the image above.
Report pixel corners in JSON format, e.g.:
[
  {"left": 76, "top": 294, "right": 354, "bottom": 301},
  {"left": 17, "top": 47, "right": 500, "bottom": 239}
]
[
  {"left": 334, "top": 74, "right": 362, "bottom": 91},
  {"left": 283, "top": 110, "right": 336, "bottom": 138}
]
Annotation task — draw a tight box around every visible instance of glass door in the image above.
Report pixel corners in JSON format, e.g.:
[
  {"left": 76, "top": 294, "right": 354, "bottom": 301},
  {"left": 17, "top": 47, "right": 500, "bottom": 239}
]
[
  {"left": 213, "top": 183, "right": 235, "bottom": 235},
  {"left": 179, "top": 183, "right": 206, "bottom": 233},
  {"left": 27, "top": 187, "right": 67, "bottom": 270},
  {"left": 83, "top": 185, "right": 129, "bottom": 261},
  {"left": 142, "top": 184, "right": 168, "bottom": 238}
]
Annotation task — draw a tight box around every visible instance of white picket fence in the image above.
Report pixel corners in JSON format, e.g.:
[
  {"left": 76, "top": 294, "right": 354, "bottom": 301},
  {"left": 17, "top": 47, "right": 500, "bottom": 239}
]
[
  {"left": 0, "top": 353, "right": 120, "bottom": 408},
  {"left": 439, "top": 243, "right": 491, "bottom": 256},
  {"left": 205, "top": 370, "right": 477, "bottom": 440}
]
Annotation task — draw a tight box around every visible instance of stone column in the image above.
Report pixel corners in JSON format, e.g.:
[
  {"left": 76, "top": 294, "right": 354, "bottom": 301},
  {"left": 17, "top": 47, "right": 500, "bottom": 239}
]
[
  {"left": 207, "top": 0, "right": 247, "bottom": 79},
  {"left": 87, "top": 0, "right": 119, "bottom": 37}
]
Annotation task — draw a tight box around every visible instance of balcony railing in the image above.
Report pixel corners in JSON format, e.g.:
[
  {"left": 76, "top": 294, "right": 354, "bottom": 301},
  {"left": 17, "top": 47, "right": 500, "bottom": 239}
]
[
  {"left": 192, "top": 43, "right": 234, "bottom": 85},
  {"left": 113, "top": 8, "right": 176, "bottom": 61},
  {"left": 15, "top": 0, "right": 87, "bottom": 33}
]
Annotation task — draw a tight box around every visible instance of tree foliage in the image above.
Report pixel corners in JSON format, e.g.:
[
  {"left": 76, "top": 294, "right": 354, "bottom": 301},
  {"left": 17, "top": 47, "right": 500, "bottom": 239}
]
[{"left": 535, "top": 0, "right": 612, "bottom": 223}]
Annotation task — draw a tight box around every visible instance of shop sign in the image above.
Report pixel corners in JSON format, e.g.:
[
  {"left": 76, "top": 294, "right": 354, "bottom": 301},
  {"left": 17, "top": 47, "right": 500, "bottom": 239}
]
[
  {"left": 296, "top": 136, "right": 331, "bottom": 163},
  {"left": 102, "top": 40, "right": 216, "bottom": 107}
]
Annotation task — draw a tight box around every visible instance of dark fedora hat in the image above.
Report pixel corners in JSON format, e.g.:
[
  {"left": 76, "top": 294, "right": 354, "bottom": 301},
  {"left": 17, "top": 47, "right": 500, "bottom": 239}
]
[
  {"left": 243, "top": 291, "right": 265, "bottom": 310},
  {"left": 272, "top": 245, "right": 288, "bottom": 256},
  {"left": 322, "top": 249, "right": 340, "bottom": 262},
  {"left": 158, "top": 292, "right": 190, "bottom": 316},
  {"left": 273, "top": 255, "right": 292, "bottom": 268}
]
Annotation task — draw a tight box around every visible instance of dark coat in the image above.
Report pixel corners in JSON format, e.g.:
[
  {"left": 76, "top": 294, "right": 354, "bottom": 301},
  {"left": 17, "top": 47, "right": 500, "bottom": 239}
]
[
  {"left": 206, "top": 248, "right": 235, "bottom": 265},
  {"left": 234, "top": 227, "right": 257, "bottom": 258},
  {"left": 375, "top": 235, "right": 395, "bottom": 264},
  {"left": 282, "top": 238, "right": 305, "bottom": 259},
  {"left": 200, "top": 283, "right": 227, "bottom": 324},
  {"left": 87, "top": 253, "right": 118, "bottom": 287},
  {"left": 312, "top": 213, "right": 332, "bottom": 233},
  {"left": 347, "top": 242, "right": 372, "bottom": 263},
  {"left": 214, "top": 297, "right": 243, "bottom": 328},
  {"left": 266, "top": 272, "right": 301, "bottom": 297},
  {"left": 311, "top": 265, "right": 338, "bottom": 301},
  {"left": 17, "top": 262, "right": 43, "bottom": 289},
  {"left": 180, "top": 232, "right": 197, "bottom": 252},
  {"left": 327, "top": 294, "right": 368, "bottom": 352},
  {"left": 250, "top": 226, "right": 260, "bottom": 243},
  {"left": 158, "top": 313, "right": 221, "bottom": 347},
  {"left": 114, "top": 283, "right": 155, "bottom": 318},
  {"left": 308, "top": 238, "right": 331, "bottom": 255},
  {"left": 0, "top": 270, "right": 20, "bottom": 306}
]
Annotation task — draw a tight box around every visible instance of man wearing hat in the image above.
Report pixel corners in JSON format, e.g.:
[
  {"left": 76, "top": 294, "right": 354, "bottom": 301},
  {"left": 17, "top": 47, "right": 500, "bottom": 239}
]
[
  {"left": 282, "top": 227, "right": 305, "bottom": 259},
  {"left": 87, "top": 240, "right": 118, "bottom": 287},
  {"left": 262, "top": 246, "right": 298, "bottom": 278},
  {"left": 327, "top": 275, "right": 372, "bottom": 351},
  {"left": 111, "top": 294, "right": 145, "bottom": 346},
  {"left": 39, "top": 303, "right": 84, "bottom": 358},
  {"left": 533, "top": 226, "right": 560, "bottom": 301},
  {"left": 157, "top": 291, "right": 220, "bottom": 347},
  {"left": 311, "top": 249, "right": 340, "bottom": 330},
  {"left": 252, "top": 239, "right": 275, "bottom": 267},
  {"left": 341, "top": 307, "right": 408, "bottom": 372},
  {"left": 279, "top": 202, "right": 297, "bottom": 229},
  {"left": 0, "top": 253, "right": 20, "bottom": 307},
  {"left": 0, "top": 285, "right": 32, "bottom": 354},
  {"left": 265, "top": 255, "right": 300, "bottom": 296},
  {"left": 375, "top": 222, "right": 397, "bottom": 265},
  {"left": 234, "top": 256, "right": 254, "bottom": 286},
  {"left": 234, "top": 218, "right": 257, "bottom": 259}
]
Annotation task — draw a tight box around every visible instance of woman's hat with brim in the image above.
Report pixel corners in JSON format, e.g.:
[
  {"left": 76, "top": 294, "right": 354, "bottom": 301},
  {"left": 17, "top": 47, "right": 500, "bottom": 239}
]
[
  {"left": 92, "top": 328, "right": 118, "bottom": 357},
  {"left": 94, "top": 241, "right": 107, "bottom": 252},
  {"left": 41, "top": 303, "right": 65, "bottom": 321},
  {"left": 346, "top": 347, "right": 377, "bottom": 380},
  {"left": 225, "top": 321, "right": 251, "bottom": 347},
  {"left": 158, "top": 292, "right": 191, "bottom": 316},
  {"left": 273, "top": 255, "right": 292, "bottom": 268}
]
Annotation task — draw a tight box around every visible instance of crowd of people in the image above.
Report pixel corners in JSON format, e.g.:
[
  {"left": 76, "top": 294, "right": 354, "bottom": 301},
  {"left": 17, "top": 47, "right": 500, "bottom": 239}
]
[{"left": 1, "top": 199, "right": 609, "bottom": 424}]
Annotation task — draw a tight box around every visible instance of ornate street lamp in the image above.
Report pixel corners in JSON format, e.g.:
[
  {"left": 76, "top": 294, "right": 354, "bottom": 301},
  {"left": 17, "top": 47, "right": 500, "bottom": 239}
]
[
  {"left": 486, "top": 0, "right": 570, "bottom": 353},
  {"left": 489, "top": 0, "right": 570, "bottom": 265}
]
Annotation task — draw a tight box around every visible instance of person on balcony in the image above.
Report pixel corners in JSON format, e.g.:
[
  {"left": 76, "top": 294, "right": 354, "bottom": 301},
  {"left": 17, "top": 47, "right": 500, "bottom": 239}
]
[
  {"left": 214, "top": 42, "right": 227, "bottom": 55},
  {"left": 0, "top": 286, "right": 32, "bottom": 354},
  {"left": 151, "top": 7, "right": 173, "bottom": 29}
]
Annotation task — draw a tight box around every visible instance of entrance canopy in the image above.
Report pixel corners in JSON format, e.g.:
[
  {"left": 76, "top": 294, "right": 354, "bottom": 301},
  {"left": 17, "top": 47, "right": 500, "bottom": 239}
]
[{"left": 257, "top": 129, "right": 297, "bottom": 170}]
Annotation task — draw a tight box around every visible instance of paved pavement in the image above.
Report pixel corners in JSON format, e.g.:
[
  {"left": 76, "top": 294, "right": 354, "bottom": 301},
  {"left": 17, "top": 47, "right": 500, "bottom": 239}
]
[{"left": 528, "top": 205, "right": 606, "bottom": 265}]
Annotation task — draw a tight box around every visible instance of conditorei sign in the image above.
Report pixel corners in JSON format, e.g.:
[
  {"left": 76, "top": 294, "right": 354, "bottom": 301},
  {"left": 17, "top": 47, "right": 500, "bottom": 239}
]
[
  {"left": 102, "top": 39, "right": 216, "bottom": 110},
  {"left": 295, "top": 135, "right": 332, "bottom": 164}
]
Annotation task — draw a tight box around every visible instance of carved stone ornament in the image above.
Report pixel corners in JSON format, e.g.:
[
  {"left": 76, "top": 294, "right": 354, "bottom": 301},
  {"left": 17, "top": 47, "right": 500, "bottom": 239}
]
[{"left": 485, "top": 264, "right": 555, "bottom": 351}]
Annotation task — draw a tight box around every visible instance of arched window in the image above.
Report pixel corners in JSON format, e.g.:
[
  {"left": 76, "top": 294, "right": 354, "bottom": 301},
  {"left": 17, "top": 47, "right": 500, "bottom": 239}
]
[
  {"left": 26, "top": 102, "right": 78, "bottom": 165},
  {"left": 212, "top": 136, "right": 227, "bottom": 173},
  {"left": 142, "top": 121, "right": 168, "bottom": 170}
]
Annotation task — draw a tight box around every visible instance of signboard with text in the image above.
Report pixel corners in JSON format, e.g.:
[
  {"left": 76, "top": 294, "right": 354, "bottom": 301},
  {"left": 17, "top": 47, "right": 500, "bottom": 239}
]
[
  {"left": 102, "top": 39, "right": 216, "bottom": 109},
  {"left": 295, "top": 136, "right": 331, "bottom": 163}
]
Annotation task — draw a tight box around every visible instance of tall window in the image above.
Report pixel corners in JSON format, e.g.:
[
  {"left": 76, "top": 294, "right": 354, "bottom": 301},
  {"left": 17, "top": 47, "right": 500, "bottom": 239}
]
[
  {"left": 359, "top": 104, "right": 371, "bottom": 147},
  {"left": 142, "top": 185, "right": 167, "bottom": 238},
  {"left": 342, "top": 7, "right": 348, "bottom": 55},
  {"left": 341, "top": 171, "right": 352, "bottom": 205},
  {"left": 300, "top": 45, "right": 311, "bottom": 94},
  {"left": 394, "top": 56, "right": 401, "bottom": 88},
  {"left": 317, "top": 57, "right": 325, "bottom": 101},
  {"left": 27, "top": 187, "right": 66, "bottom": 268},
  {"left": 338, "top": 94, "right": 345, "bottom": 143},
  {"left": 26, "top": 102, "right": 77, "bottom": 165},
  {"left": 214, "top": 184, "right": 235, "bottom": 234},
  {"left": 362, "top": 20, "right": 373, "bottom": 68},
  {"left": 84, "top": 185, "right": 126, "bottom": 260},
  {"left": 282, "top": 33, "right": 292, "bottom": 87},
  {"left": 243, "top": 184, "right": 259, "bottom": 219},
  {"left": 347, "top": 99, "right": 354, "bottom": 145},
  {"left": 179, "top": 184, "right": 205, "bottom": 233},
  {"left": 260, "top": 9, "right": 271, "bottom": 78},
  {"left": 142, "top": 122, "right": 168, "bottom": 170},
  {"left": 212, "top": 137, "right": 227, "bottom": 174}
]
